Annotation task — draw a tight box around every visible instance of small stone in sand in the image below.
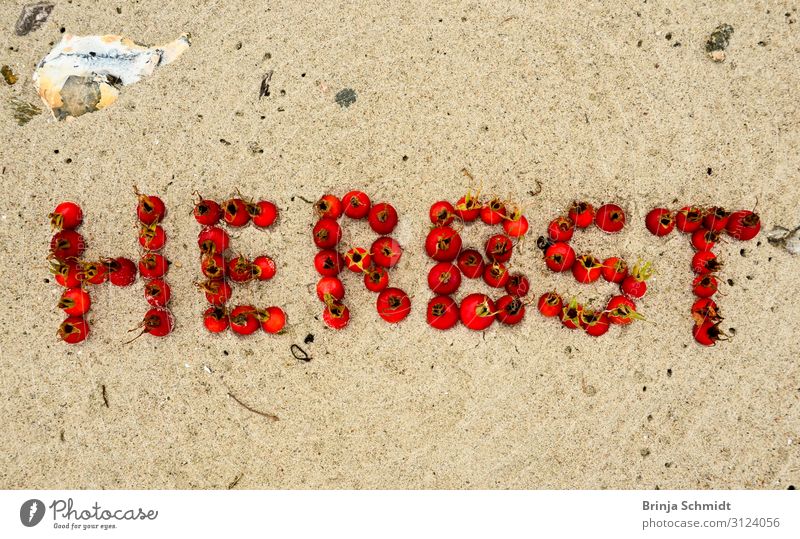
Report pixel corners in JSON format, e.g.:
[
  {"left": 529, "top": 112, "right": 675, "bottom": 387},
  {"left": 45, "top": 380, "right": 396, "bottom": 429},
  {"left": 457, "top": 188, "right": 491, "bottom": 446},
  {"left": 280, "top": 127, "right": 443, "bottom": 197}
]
[{"left": 705, "top": 23, "right": 734, "bottom": 62}]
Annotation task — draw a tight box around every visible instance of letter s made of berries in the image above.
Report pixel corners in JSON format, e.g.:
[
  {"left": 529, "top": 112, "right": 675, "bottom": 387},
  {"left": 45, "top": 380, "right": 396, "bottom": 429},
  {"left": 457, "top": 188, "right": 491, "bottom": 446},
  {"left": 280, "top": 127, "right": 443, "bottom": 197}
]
[
  {"left": 50, "top": 200, "right": 140, "bottom": 344},
  {"left": 312, "top": 192, "right": 410, "bottom": 329},
  {"left": 195, "top": 194, "right": 286, "bottom": 335},
  {"left": 538, "top": 201, "right": 648, "bottom": 337},
  {"left": 425, "top": 183, "right": 531, "bottom": 331},
  {"left": 645, "top": 205, "right": 760, "bottom": 346}
]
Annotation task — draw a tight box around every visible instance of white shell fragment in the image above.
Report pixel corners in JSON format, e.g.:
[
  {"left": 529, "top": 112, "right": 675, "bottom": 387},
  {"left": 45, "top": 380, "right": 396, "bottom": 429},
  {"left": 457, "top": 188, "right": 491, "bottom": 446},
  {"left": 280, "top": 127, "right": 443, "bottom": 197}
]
[
  {"left": 767, "top": 226, "right": 800, "bottom": 255},
  {"left": 32, "top": 33, "right": 190, "bottom": 120}
]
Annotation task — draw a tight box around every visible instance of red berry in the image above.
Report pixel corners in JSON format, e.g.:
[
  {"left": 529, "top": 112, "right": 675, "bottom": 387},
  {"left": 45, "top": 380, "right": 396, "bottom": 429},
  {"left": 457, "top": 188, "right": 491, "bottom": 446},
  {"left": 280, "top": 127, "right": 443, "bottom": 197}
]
[
  {"left": 139, "top": 252, "right": 169, "bottom": 279},
  {"left": 560, "top": 299, "right": 584, "bottom": 330},
  {"left": 138, "top": 223, "right": 166, "bottom": 251},
  {"left": 621, "top": 261, "right": 653, "bottom": 299},
  {"left": 691, "top": 228, "right": 719, "bottom": 251},
  {"left": 316, "top": 276, "right": 345, "bottom": 303},
  {"left": 200, "top": 279, "right": 232, "bottom": 305},
  {"left": 691, "top": 298, "right": 722, "bottom": 325},
  {"left": 229, "top": 305, "right": 259, "bottom": 335},
  {"left": 427, "top": 295, "right": 459, "bottom": 330},
  {"left": 483, "top": 261, "right": 510, "bottom": 288},
  {"left": 429, "top": 200, "right": 455, "bottom": 226},
  {"left": 427, "top": 262, "right": 461, "bottom": 294},
  {"left": 79, "top": 261, "right": 107, "bottom": 285},
  {"left": 454, "top": 193, "right": 482, "bottom": 222},
  {"left": 376, "top": 287, "right": 411, "bottom": 323},
  {"left": 368, "top": 203, "right": 398, "bottom": 234},
  {"left": 194, "top": 198, "right": 221, "bottom": 226},
  {"left": 344, "top": 247, "right": 371, "bottom": 273},
  {"left": 602, "top": 257, "right": 628, "bottom": 283},
  {"left": 502, "top": 211, "right": 529, "bottom": 238},
  {"left": 371, "top": 237, "right": 403, "bottom": 268},
  {"left": 227, "top": 255, "right": 253, "bottom": 282},
  {"left": 703, "top": 207, "right": 730, "bottom": 232},
  {"left": 606, "top": 295, "right": 641, "bottom": 325},
  {"left": 198, "top": 226, "right": 230, "bottom": 255},
  {"left": 693, "top": 320, "right": 726, "bottom": 346},
  {"left": 544, "top": 242, "right": 576, "bottom": 272},
  {"left": 258, "top": 306, "right": 286, "bottom": 334},
  {"left": 692, "top": 251, "right": 722, "bottom": 274},
  {"left": 51, "top": 259, "right": 83, "bottom": 288},
  {"left": 675, "top": 206, "right": 703, "bottom": 233},
  {"left": 505, "top": 273, "right": 530, "bottom": 297},
  {"left": 313, "top": 218, "right": 342, "bottom": 249},
  {"left": 58, "top": 316, "right": 89, "bottom": 344},
  {"left": 314, "top": 249, "right": 344, "bottom": 276},
  {"left": 203, "top": 306, "right": 229, "bottom": 333},
  {"left": 726, "top": 210, "right": 761, "bottom": 241},
  {"left": 136, "top": 192, "right": 166, "bottom": 225},
  {"left": 50, "top": 229, "right": 86, "bottom": 260},
  {"left": 582, "top": 310, "right": 610, "bottom": 337},
  {"left": 364, "top": 266, "right": 389, "bottom": 292},
  {"left": 425, "top": 227, "right": 462, "bottom": 262},
  {"left": 496, "top": 295, "right": 525, "bottom": 325},
  {"left": 595, "top": 204, "right": 625, "bottom": 233},
  {"left": 548, "top": 216, "right": 575, "bottom": 242},
  {"left": 50, "top": 202, "right": 83, "bottom": 230},
  {"left": 323, "top": 301, "right": 350, "bottom": 329},
  {"left": 537, "top": 292, "right": 563, "bottom": 317},
  {"left": 104, "top": 257, "right": 137, "bottom": 286},
  {"left": 572, "top": 254, "right": 603, "bottom": 284},
  {"left": 485, "top": 234, "right": 513, "bottom": 263},
  {"left": 248, "top": 200, "right": 278, "bottom": 228},
  {"left": 144, "top": 279, "right": 171, "bottom": 307},
  {"left": 568, "top": 202, "right": 594, "bottom": 228},
  {"left": 201, "top": 253, "right": 226, "bottom": 280},
  {"left": 459, "top": 293, "right": 495, "bottom": 331},
  {"left": 645, "top": 208, "right": 675, "bottom": 236},
  {"left": 141, "top": 308, "right": 173, "bottom": 337},
  {"left": 58, "top": 288, "right": 91, "bottom": 316},
  {"left": 252, "top": 255, "right": 276, "bottom": 281},
  {"left": 480, "top": 198, "right": 506, "bottom": 225},
  {"left": 343, "top": 191, "right": 371, "bottom": 219},
  {"left": 315, "top": 194, "right": 343, "bottom": 219},
  {"left": 222, "top": 198, "right": 250, "bottom": 227},
  {"left": 457, "top": 249, "right": 485, "bottom": 278},
  {"left": 692, "top": 274, "right": 718, "bottom": 298}
]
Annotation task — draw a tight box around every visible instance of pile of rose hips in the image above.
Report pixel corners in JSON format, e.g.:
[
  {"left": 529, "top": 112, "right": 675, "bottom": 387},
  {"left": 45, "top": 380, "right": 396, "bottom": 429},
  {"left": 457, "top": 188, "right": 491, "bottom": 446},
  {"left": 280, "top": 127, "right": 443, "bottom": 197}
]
[
  {"left": 537, "top": 202, "right": 648, "bottom": 337},
  {"left": 194, "top": 194, "right": 286, "bottom": 335},
  {"left": 425, "top": 190, "right": 531, "bottom": 330},
  {"left": 50, "top": 201, "right": 139, "bottom": 344},
  {"left": 646, "top": 205, "right": 761, "bottom": 346},
  {"left": 132, "top": 189, "right": 173, "bottom": 340},
  {"left": 312, "top": 192, "right": 411, "bottom": 329}
]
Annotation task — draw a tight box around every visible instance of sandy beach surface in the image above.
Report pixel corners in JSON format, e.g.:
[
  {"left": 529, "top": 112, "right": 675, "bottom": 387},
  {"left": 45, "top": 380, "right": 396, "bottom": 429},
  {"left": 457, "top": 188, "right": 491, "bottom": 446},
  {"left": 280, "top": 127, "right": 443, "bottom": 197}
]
[{"left": 0, "top": 0, "right": 798, "bottom": 489}]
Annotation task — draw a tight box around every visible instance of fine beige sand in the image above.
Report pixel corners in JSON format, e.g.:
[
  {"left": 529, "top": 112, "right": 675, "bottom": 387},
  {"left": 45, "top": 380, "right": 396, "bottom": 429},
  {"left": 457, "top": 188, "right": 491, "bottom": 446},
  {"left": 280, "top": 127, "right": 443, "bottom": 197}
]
[{"left": 1, "top": 1, "right": 798, "bottom": 489}]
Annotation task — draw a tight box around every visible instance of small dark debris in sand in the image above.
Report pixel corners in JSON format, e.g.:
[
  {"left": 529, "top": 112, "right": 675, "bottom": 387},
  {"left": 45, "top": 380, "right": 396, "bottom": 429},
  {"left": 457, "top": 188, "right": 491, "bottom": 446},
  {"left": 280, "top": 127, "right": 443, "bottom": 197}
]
[
  {"left": 706, "top": 23, "right": 734, "bottom": 62},
  {"left": 304, "top": 333, "right": 314, "bottom": 344},
  {"left": 581, "top": 377, "right": 596, "bottom": 396},
  {"left": 8, "top": 98, "right": 41, "bottom": 125},
  {"left": 335, "top": 88, "right": 357, "bottom": 108},
  {"left": 1, "top": 65, "right": 18, "bottom": 85},
  {"left": 15, "top": 2, "right": 54, "bottom": 36},
  {"left": 227, "top": 391, "right": 279, "bottom": 421},
  {"left": 101, "top": 384, "right": 109, "bottom": 407},
  {"left": 227, "top": 474, "right": 243, "bottom": 489},
  {"left": 259, "top": 70, "right": 273, "bottom": 99},
  {"left": 59, "top": 430, "right": 65, "bottom": 442},
  {"left": 290, "top": 344, "right": 311, "bottom": 362},
  {"left": 640, "top": 448, "right": 651, "bottom": 457}
]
